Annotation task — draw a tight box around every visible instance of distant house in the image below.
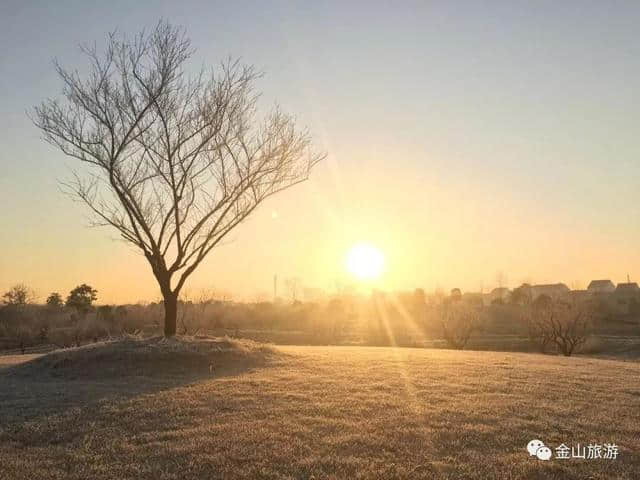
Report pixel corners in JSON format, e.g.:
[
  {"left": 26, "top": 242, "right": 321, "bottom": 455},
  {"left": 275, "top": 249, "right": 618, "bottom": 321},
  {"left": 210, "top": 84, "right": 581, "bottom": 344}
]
[
  {"left": 587, "top": 280, "right": 615, "bottom": 294},
  {"left": 614, "top": 282, "right": 640, "bottom": 298},
  {"left": 610, "top": 282, "right": 640, "bottom": 315},
  {"left": 530, "top": 283, "right": 570, "bottom": 300},
  {"left": 567, "top": 289, "right": 590, "bottom": 303}
]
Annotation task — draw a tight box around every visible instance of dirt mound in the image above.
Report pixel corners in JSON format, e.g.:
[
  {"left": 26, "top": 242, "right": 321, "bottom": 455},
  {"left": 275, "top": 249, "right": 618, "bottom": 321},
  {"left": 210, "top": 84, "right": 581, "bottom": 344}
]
[{"left": 4, "top": 336, "right": 278, "bottom": 380}]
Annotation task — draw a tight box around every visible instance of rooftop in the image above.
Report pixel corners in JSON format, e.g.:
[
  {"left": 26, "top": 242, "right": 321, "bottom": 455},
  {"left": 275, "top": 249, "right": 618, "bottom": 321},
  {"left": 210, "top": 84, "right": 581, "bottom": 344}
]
[{"left": 615, "top": 282, "right": 639, "bottom": 292}]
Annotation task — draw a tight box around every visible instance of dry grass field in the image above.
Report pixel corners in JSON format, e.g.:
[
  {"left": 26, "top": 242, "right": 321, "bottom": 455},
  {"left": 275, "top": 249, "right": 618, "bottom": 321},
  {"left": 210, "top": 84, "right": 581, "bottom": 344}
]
[{"left": 1, "top": 338, "right": 639, "bottom": 479}]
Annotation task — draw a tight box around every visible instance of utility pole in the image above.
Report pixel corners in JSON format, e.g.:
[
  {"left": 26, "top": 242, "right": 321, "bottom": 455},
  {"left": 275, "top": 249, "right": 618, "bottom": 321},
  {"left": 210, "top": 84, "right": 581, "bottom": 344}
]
[{"left": 273, "top": 274, "right": 278, "bottom": 302}]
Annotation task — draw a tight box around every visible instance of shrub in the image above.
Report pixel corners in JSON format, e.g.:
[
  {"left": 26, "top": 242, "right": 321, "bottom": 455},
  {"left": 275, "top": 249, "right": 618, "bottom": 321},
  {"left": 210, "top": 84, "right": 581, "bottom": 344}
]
[{"left": 439, "top": 303, "right": 481, "bottom": 350}]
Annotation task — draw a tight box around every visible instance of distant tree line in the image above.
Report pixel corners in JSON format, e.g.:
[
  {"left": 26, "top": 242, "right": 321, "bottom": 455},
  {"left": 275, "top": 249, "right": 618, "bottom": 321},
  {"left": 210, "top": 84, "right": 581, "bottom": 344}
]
[
  {"left": 0, "top": 281, "right": 610, "bottom": 357},
  {"left": 1, "top": 283, "right": 106, "bottom": 352}
]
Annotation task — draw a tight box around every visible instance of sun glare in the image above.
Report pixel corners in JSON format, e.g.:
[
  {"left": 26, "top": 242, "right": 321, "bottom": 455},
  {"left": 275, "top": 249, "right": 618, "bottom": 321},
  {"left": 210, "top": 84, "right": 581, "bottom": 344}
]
[{"left": 346, "top": 243, "right": 385, "bottom": 280}]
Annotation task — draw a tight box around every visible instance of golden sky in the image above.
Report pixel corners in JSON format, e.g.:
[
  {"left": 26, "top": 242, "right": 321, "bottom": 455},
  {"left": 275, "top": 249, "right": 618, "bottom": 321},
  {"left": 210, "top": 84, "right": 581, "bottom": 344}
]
[{"left": 1, "top": 2, "right": 640, "bottom": 303}]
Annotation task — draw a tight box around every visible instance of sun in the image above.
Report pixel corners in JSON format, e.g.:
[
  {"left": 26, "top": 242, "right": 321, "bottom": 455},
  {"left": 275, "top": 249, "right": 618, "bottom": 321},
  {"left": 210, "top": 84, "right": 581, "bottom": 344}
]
[{"left": 346, "top": 243, "right": 385, "bottom": 280}]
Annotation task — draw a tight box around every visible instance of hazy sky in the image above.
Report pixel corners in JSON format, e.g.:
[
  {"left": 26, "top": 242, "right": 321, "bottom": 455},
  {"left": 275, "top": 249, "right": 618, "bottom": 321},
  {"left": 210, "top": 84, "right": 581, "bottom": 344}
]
[{"left": 1, "top": 1, "right": 639, "bottom": 303}]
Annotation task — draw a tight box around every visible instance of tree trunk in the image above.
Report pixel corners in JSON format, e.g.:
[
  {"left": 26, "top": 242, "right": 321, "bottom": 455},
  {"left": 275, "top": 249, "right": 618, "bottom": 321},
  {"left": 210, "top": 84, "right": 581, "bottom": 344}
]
[{"left": 164, "top": 293, "right": 178, "bottom": 337}]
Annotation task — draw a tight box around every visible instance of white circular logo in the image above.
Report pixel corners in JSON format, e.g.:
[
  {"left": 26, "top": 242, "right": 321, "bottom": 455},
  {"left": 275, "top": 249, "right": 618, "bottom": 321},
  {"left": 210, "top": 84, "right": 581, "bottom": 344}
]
[
  {"left": 527, "top": 439, "right": 552, "bottom": 461},
  {"left": 527, "top": 439, "right": 545, "bottom": 456},
  {"left": 536, "top": 446, "right": 552, "bottom": 461}
]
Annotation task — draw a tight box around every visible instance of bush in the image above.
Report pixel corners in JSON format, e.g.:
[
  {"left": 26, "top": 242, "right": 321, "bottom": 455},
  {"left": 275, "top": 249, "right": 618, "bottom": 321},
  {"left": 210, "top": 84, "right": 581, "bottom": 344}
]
[
  {"left": 439, "top": 303, "right": 481, "bottom": 350},
  {"left": 526, "top": 300, "right": 593, "bottom": 356}
]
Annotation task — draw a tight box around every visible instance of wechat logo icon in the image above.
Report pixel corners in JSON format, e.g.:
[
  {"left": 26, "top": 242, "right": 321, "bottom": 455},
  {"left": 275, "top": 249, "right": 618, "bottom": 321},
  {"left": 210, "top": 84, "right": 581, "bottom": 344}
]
[{"left": 527, "top": 439, "right": 552, "bottom": 461}]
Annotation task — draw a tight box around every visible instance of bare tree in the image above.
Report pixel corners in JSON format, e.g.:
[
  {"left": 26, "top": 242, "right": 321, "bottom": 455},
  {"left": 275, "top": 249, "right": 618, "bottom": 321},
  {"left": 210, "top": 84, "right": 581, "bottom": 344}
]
[
  {"left": 550, "top": 302, "right": 592, "bottom": 356},
  {"left": 525, "top": 304, "right": 555, "bottom": 354},
  {"left": 2, "top": 284, "right": 36, "bottom": 306},
  {"left": 440, "top": 302, "right": 480, "bottom": 350},
  {"left": 528, "top": 300, "right": 592, "bottom": 356},
  {"left": 33, "top": 22, "right": 323, "bottom": 335},
  {"left": 178, "top": 288, "right": 215, "bottom": 335}
]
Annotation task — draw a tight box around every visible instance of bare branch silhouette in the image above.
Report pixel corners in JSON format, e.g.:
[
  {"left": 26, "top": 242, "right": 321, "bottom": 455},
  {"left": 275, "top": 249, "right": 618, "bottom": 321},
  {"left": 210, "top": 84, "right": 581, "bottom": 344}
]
[
  {"left": 440, "top": 302, "right": 480, "bottom": 350},
  {"left": 33, "top": 21, "right": 324, "bottom": 335},
  {"left": 526, "top": 300, "right": 592, "bottom": 356}
]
